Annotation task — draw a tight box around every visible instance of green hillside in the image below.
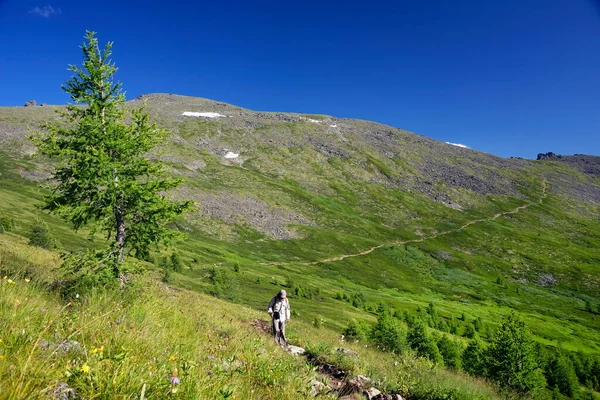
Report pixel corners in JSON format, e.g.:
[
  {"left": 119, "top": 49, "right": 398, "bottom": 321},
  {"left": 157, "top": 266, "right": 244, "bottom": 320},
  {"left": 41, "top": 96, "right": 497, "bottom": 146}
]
[{"left": 0, "top": 94, "right": 599, "bottom": 399}]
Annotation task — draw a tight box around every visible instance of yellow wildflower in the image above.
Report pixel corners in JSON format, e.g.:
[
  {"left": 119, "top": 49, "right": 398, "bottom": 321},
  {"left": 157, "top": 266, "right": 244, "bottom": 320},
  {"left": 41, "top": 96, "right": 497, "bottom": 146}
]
[
  {"left": 169, "top": 355, "right": 177, "bottom": 361},
  {"left": 24, "top": 278, "right": 30, "bottom": 283},
  {"left": 0, "top": 339, "right": 3, "bottom": 343},
  {"left": 7, "top": 279, "right": 15, "bottom": 285},
  {"left": 81, "top": 364, "right": 90, "bottom": 373},
  {"left": 0, "top": 355, "right": 4, "bottom": 360},
  {"left": 2, "top": 276, "right": 6, "bottom": 280}
]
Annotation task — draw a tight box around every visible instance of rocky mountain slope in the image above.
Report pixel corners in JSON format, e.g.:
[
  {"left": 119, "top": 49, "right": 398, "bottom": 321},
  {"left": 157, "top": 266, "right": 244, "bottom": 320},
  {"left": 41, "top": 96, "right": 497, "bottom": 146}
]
[{"left": 0, "top": 94, "right": 599, "bottom": 357}]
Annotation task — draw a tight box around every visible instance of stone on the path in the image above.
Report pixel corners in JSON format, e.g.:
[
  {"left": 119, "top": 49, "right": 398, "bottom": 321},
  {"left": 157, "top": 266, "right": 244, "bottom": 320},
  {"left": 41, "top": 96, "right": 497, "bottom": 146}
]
[
  {"left": 363, "top": 387, "right": 381, "bottom": 399},
  {"left": 343, "top": 374, "right": 372, "bottom": 394},
  {"left": 285, "top": 344, "right": 305, "bottom": 356},
  {"left": 310, "top": 379, "right": 327, "bottom": 396},
  {"left": 337, "top": 347, "right": 359, "bottom": 357}
]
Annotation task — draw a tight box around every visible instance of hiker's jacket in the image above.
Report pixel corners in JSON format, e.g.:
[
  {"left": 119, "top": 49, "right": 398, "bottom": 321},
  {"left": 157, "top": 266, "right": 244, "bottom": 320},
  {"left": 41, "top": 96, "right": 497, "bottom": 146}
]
[{"left": 268, "top": 297, "right": 290, "bottom": 321}]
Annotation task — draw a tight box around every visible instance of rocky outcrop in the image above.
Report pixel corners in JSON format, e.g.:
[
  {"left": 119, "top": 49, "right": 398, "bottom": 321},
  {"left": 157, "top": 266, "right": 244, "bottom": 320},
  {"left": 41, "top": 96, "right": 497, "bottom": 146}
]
[
  {"left": 24, "top": 100, "right": 37, "bottom": 107},
  {"left": 538, "top": 152, "right": 600, "bottom": 176}
]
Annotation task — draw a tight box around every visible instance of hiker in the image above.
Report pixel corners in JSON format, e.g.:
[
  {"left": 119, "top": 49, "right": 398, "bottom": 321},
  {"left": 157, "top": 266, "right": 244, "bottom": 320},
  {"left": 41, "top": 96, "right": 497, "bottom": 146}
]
[{"left": 268, "top": 289, "right": 291, "bottom": 345}]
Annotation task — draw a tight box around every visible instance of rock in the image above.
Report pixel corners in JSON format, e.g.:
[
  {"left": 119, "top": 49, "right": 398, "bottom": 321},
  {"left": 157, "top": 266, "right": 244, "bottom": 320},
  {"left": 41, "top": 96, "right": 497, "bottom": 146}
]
[
  {"left": 537, "top": 273, "right": 557, "bottom": 286},
  {"left": 371, "top": 394, "right": 404, "bottom": 400},
  {"left": 40, "top": 103, "right": 48, "bottom": 107},
  {"left": 24, "top": 100, "right": 37, "bottom": 107},
  {"left": 284, "top": 345, "right": 305, "bottom": 356},
  {"left": 310, "top": 379, "right": 327, "bottom": 396},
  {"left": 39, "top": 340, "right": 83, "bottom": 354},
  {"left": 363, "top": 387, "right": 381, "bottom": 399},
  {"left": 50, "top": 382, "right": 78, "bottom": 399},
  {"left": 337, "top": 347, "right": 359, "bottom": 357}
]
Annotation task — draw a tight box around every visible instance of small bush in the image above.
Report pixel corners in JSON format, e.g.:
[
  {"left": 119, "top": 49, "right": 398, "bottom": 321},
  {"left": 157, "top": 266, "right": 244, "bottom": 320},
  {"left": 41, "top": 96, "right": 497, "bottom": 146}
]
[
  {"left": 545, "top": 352, "right": 579, "bottom": 397},
  {"left": 0, "top": 216, "right": 15, "bottom": 233},
  {"left": 208, "top": 266, "right": 237, "bottom": 301},
  {"left": 462, "top": 337, "right": 486, "bottom": 376},
  {"left": 162, "top": 267, "right": 173, "bottom": 283},
  {"left": 407, "top": 319, "right": 442, "bottom": 363},
  {"left": 233, "top": 262, "right": 240, "bottom": 273},
  {"left": 370, "top": 312, "right": 405, "bottom": 354},
  {"left": 437, "top": 335, "right": 461, "bottom": 370},
  {"left": 58, "top": 249, "right": 142, "bottom": 298},
  {"left": 343, "top": 319, "right": 370, "bottom": 341},
  {"left": 27, "top": 218, "right": 60, "bottom": 249},
  {"left": 170, "top": 252, "right": 183, "bottom": 273}
]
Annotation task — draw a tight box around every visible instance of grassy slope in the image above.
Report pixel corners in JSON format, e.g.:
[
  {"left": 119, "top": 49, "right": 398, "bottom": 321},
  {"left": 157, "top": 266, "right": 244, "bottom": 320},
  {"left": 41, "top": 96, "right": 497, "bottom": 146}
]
[
  {"left": 1, "top": 98, "right": 599, "bottom": 398},
  {"left": 0, "top": 235, "right": 503, "bottom": 400}
]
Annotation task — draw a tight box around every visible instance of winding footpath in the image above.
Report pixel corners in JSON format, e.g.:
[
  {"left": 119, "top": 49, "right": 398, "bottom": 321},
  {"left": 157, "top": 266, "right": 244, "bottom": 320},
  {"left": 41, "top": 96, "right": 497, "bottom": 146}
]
[{"left": 304, "top": 180, "right": 548, "bottom": 265}]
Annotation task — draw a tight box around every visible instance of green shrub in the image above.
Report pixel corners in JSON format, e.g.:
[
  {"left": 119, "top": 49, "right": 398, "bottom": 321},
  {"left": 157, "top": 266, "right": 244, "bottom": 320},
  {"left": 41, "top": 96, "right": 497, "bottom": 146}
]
[
  {"left": 462, "top": 337, "right": 486, "bottom": 376},
  {"left": 343, "top": 319, "right": 370, "bottom": 341},
  {"left": 27, "top": 218, "right": 60, "bottom": 249},
  {"left": 233, "top": 262, "right": 240, "bottom": 273},
  {"left": 59, "top": 249, "right": 142, "bottom": 298},
  {"left": 370, "top": 312, "right": 405, "bottom": 354},
  {"left": 0, "top": 216, "right": 15, "bottom": 233},
  {"left": 208, "top": 266, "right": 237, "bottom": 301},
  {"left": 485, "top": 313, "right": 546, "bottom": 395},
  {"left": 407, "top": 319, "right": 442, "bottom": 363},
  {"left": 162, "top": 267, "right": 173, "bottom": 283},
  {"left": 545, "top": 352, "right": 579, "bottom": 397},
  {"left": 437, "top": 335, "right": 461, "bottom": 370},
  {"left": 170, "top": 252, "right": 183, "bottom": 273},
  {"left": 313, "top": 317, "right": 324, "bottom": 328}
]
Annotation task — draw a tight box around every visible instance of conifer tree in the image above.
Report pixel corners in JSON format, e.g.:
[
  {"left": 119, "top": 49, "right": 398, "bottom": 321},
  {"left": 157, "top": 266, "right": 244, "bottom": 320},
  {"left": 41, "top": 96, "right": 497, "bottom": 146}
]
[
  {"left": 485, "top": 313, "right": 546, "bottom": 395},
  {"left": 545, "top": 351, "right": 579, "bottom": 397},
  {"left": 32, "top": 32, "right": 192, "bottom": 268},
  {"left": 462, "top": 336, "right": 486, "bottom": 376}
]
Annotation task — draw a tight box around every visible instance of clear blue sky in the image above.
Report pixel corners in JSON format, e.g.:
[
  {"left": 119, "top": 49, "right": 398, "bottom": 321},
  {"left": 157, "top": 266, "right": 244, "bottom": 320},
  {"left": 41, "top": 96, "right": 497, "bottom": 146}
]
[{"left": 1, "top": 0, "right": 599, "bottom": 158}]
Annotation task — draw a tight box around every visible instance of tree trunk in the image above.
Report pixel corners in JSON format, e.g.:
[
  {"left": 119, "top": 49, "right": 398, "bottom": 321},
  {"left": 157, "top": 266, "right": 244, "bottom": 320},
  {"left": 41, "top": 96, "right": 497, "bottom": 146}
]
[
  {"left": 115, "top": 206, "right": 125, "bottom": 263},
  {"left": 113, "top": 167, "right": 125, "bottom": 264}
]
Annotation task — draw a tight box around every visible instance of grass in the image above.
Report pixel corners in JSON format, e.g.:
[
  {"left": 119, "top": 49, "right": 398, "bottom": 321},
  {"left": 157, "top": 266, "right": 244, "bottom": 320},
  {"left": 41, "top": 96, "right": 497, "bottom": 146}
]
[
  {"left": 0, "top": 235, "right": 511, "bottom": 400},
  {"left": 1, "top": 98, "right": 599, "bottom": 398}
]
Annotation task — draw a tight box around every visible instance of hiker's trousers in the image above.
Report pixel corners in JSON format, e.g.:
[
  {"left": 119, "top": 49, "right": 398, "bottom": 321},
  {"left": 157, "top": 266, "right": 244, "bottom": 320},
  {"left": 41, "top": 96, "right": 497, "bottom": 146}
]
[{"left": 272, "top": 318, "right": 286, "bottom": 345}]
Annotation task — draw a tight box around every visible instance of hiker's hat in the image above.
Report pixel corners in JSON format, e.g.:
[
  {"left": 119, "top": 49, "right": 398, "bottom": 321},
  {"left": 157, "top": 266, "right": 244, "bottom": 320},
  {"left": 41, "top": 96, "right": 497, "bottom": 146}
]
[{"left": 279, "top": 289, "right": 287, "bottom": 299}]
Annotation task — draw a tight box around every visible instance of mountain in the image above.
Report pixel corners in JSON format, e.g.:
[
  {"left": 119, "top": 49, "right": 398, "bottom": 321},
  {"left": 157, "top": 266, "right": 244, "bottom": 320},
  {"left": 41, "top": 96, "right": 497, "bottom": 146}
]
[{"left": 0, "top": 94, "right": 599, "bottom": 397}]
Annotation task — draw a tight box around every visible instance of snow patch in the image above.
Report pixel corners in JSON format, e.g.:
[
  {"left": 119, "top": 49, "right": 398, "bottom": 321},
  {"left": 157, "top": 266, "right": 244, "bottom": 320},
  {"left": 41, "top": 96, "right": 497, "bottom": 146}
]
[
  {"left": 224, "top": 151, "right": 239, "bottom": 159},
  {"left": 329, "top": 124, "right": 337, "bottom": 128},
  {"left": 307, "top": 118, "right": 322, "bottom": 124},
  {"left": 445, "top": 142, "right": 469, "bottom": 149},
  {"left": 182, "top": 111, "right": 226, "bottom": 118}
]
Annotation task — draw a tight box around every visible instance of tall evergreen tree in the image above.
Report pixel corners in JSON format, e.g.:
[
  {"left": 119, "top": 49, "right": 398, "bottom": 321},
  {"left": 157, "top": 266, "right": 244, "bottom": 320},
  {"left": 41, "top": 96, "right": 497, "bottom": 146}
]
[
  {"left": 32, "top": 32, "right": 192, "bottom": 268},
  {"left": 485, "top": 313, "right": 546, "bottom": 395}
]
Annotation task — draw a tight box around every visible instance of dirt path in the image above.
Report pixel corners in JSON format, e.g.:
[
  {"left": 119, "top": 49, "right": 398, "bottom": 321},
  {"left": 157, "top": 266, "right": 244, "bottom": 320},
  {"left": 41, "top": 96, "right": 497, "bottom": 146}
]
[{"left": 305, "top": 180, "right": 548, "bottom": 265}]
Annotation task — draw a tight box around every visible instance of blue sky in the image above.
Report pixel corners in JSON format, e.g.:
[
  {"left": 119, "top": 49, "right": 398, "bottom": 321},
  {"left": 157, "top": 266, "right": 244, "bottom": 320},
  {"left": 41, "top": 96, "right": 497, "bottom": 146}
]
[{"left": 1, "top": 0, "right": 599, "bottom": 158}]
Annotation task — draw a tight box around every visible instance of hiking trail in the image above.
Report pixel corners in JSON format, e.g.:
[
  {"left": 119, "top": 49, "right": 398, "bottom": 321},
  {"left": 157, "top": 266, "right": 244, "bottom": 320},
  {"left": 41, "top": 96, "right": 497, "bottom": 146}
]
[{"left": 303, "top": 179, "right": 548, "bottom": 265}]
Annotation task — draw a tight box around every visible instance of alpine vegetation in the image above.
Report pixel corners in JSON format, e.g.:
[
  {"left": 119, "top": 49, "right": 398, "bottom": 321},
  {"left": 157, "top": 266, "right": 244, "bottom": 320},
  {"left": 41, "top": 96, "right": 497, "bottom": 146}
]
[{"left": 31, "top": 32, "right": 192, "bottom": 285}]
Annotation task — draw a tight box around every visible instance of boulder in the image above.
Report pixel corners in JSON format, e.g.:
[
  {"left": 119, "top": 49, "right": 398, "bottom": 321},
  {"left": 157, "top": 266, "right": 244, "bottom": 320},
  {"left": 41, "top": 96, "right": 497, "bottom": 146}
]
[
  {"left": 24, "top": 100, "right": 37, "bottom": 107},
  {"left": 284, "top": 344, "right": 305, "bottom": 356},
  {"left": 363, "top": 387, "right": 381, "bottom": 399},
  {"left": 337, "top": 347, "right": 359, "bottom": 357}
]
